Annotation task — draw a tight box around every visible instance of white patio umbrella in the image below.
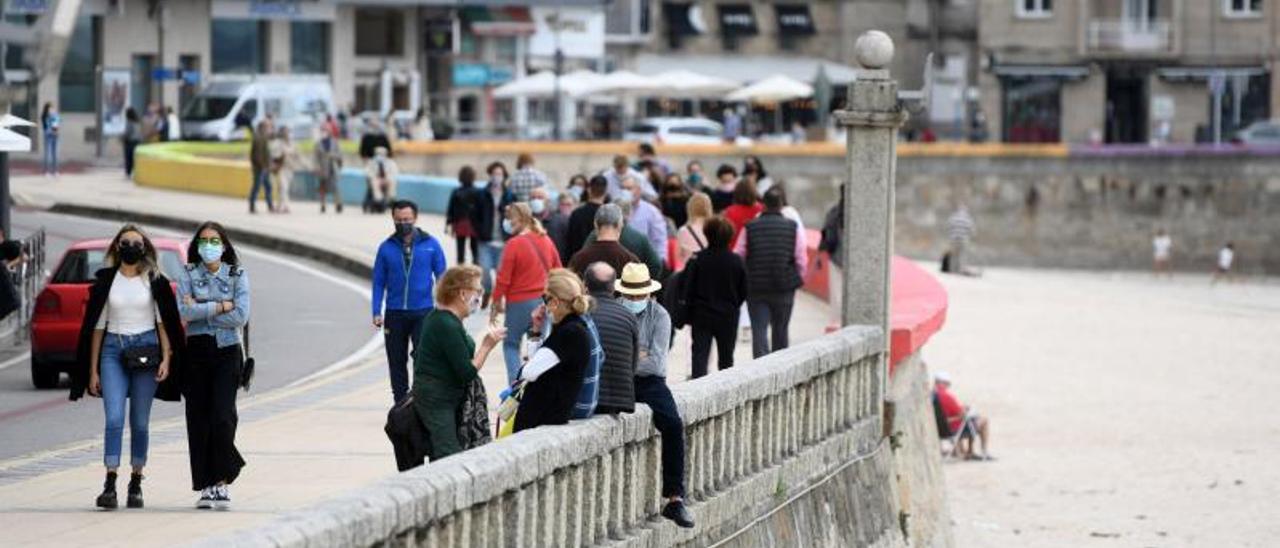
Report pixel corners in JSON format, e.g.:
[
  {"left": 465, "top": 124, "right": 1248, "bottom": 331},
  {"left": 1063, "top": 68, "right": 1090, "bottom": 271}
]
[
  {"left": 589, "top": 70, "right": 664, "bottom": 95},
  {"left": 725, "top": 74, "right": 814, "bottom": 103},
  {"left": 493, "top": 70, "right": 606, "bottom": 99},
  {"left": 650, "top": 69, "right": 739, "bottom": 97}
]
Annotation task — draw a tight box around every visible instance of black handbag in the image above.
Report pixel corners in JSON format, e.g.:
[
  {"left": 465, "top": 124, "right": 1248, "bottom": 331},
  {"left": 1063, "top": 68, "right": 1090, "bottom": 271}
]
[
  {"left": 122, "top": 343, "right": 163, "bottom": 370},
  {"left": 239, "top": 321, "right": 255, "bottom": 391}
]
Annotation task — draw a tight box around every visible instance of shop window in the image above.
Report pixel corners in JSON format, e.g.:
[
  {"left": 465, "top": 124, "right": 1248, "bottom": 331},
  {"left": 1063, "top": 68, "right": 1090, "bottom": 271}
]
[
  {"left": 355, "top": 9, "right": 404, "bottom": 56},
  {"left": 212, "top": 20, "right": 268, "bottom": 73},
  {"left": 1001, "top": 76, "right": 1061, "bottom": 143},
  {"left": 59, "top": 15, "right": 99, "bottom": 112},
  {"left": 290, "top": 21, "right": 330, "bottom": 74},
  {"left": 1016, "top": 0, "right": 1053, "bottom": 18},
  {"left": 1224, "top": 0, "right": 1263, "bottom": 17}
]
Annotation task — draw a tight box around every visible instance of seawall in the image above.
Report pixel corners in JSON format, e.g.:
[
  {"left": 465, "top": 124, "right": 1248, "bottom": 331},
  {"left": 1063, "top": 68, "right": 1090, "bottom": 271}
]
[{"left": 198, "top": 257, "right": 951, "bottom": 548}]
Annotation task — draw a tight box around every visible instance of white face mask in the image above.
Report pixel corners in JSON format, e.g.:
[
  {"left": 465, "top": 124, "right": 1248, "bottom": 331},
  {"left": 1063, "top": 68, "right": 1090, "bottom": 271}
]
[
  {"left": 466, "top": 291, "right": 482, "bottom": 315},
  {"left": 490, "top": 175, "right": 504, "bottom": 186},
  {"left": 530, "top": 199, "right": 546, "bottom": 215}
]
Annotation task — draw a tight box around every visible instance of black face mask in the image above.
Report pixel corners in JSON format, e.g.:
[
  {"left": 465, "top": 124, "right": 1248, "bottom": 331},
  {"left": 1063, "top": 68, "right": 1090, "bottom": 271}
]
[
  {"left": 395, "top": 222, "right": 415, "bottom": 238},
  {"left": 118, "top": 243, "right": 144, "bottom": 265}
]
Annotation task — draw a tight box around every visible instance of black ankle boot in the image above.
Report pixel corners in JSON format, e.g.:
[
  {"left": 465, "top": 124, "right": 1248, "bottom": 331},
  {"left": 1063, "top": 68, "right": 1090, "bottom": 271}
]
[
  {"left": 126, "top": 473, "right": 144, "bottom": 509},
  {"left": 96, "top": 471, "right": 118, "bottom": 509}
]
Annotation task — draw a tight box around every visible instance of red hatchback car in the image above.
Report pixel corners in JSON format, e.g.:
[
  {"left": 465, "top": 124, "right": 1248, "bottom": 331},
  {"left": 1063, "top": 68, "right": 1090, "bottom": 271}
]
[{"left": 30, "top": 238, "right": 188, "bottom": 388}]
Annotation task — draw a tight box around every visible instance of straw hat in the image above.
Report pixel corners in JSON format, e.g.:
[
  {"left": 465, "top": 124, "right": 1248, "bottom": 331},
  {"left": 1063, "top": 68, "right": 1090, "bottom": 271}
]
[{"left": 615, "top": 262, "right": 662, "bottom": 296}]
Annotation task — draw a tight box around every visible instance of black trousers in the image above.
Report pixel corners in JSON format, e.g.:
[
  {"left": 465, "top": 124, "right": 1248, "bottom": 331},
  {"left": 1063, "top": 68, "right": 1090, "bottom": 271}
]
[
  {"left": 690, "top": 319, "right": 738, "bottom": 379},
  {"left": 635, "top": 375, "right": 686, "bottom": 498},
  {"left": 454, "top": 236, "right": 479, "bottom": 265},
  {"left": 123, "top": 139, "right": 138, "bottom": 176},
  {"left": 184, "top": 335, "right": 246, "bottom": 491},
  {"left": 747, "top": 291, "right": 796, "bottom": 358},
  {"left": 384, "top": 309, "right": 427, "bottom": 404}
]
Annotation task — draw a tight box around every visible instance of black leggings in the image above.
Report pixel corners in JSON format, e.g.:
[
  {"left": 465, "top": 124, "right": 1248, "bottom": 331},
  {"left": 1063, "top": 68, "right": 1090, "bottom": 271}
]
[
  {"left": 454, "top": 236, "right": 479, "bottom": 265},
  {"left": 690, "top": 321, "right": 738, "bottom": 379}
]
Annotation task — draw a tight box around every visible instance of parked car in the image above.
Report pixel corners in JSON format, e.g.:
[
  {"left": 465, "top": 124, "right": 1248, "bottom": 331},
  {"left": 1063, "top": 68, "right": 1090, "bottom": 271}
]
[
  {"left": 181, "top": 75, "right": 334, "bottom": 142},
  {"left": 623, "top": 117, "right": 724, "bottom": 145},
  {"left": 1232, "top": 120, "right": 1280, "bottom": 145},
  {"left": 30, "top": 238, "right": 187, "bottom": 389}
]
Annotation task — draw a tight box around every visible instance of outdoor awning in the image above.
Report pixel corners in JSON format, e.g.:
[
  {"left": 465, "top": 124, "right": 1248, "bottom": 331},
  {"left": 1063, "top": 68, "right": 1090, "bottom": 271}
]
[
  {"left": 462, "top": 6, "right": 535, "bottom": 37},
  {"left": 663, "top": 2, "right": 705, "bottom": 37},
  {"left": 635, "top": 53, "right": 860, "bottom": 85},
  {"left": 1156, "top": 66, "right": 1267, "bottom": 81},
  {"left": 774, "top": 4, "right": 815, "bottom": 36},
  {"left": 717, "top": 4, "right": 757, "bottom": 37},
  {"left": 992, "top": 65, "right": 1090, "bottom": 80}
]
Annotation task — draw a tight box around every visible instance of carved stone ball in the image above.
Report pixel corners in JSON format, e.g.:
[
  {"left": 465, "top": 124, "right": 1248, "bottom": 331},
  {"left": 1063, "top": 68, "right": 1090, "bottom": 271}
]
[{"left": 854, "top": 31, "right": 895, "bottom": 69}]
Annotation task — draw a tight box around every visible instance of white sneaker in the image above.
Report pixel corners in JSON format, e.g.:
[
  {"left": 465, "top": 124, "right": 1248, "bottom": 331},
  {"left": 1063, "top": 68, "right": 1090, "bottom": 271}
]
[
  {"left": 196, "top": 487, "right": 214, "bottom": 509},
  {"left": 213, "top": 485, "right": 231, "bottom": 511}
]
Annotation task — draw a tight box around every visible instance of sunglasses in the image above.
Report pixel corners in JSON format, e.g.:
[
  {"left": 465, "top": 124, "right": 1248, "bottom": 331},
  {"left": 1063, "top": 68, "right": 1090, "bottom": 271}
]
[
  {"left": 119, "top": 239, "right": 145, "bottom": 249},
  {"left": 196, "top": 237, "right": 223, "bottom": 246}
]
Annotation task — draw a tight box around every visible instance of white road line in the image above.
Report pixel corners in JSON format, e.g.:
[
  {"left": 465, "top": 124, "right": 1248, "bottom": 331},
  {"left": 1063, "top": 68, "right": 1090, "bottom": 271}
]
[{"left": 0, "top": 350, "right": 30, "bottom": 372}]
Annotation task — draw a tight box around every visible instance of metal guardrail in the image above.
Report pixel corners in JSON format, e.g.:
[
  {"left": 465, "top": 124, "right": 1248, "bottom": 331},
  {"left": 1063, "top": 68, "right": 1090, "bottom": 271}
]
[{"left": 5, "top": 228, "right": 46, "bottom": 345}]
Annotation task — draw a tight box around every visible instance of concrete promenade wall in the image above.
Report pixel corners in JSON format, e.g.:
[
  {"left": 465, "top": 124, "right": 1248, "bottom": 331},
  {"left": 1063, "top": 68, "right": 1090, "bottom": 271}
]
[
  {"left": 196, "top": 254, "right": 953, "bottom": 547},
  {"left": 203, "top": 326, "right": 909, "bottom": 548}
]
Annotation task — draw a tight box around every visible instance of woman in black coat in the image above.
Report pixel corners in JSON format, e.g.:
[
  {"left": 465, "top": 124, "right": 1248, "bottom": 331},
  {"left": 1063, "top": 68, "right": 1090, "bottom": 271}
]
[
  {"left": 69, "top": 224, "right": 186, "bottom": 510},
  {"left": 514, "top": 269, "right": 594, "bottom": 432},
  {"left": 683, "top": 216, "right": 746, "bottom": 379},
  {"left": 445, "top": 165, "right": 481, "bottom": 264}
]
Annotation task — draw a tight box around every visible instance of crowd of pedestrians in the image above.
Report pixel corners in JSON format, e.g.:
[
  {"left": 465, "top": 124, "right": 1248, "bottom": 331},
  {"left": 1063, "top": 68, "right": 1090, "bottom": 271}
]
[{"left": 371, "top": 144, "right": 821, "bottom": 530}]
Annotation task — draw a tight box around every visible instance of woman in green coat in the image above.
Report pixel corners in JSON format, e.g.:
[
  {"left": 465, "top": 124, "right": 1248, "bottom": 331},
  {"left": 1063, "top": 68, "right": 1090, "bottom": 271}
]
[{"left": 413, "top": 264, "right": 505, "bottom": 460}]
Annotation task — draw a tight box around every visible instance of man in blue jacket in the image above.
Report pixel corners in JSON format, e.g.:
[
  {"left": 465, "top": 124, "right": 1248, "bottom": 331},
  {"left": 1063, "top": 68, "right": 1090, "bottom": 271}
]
[{"left": 372, "top": 200, "right": 447, "bottom": 403}]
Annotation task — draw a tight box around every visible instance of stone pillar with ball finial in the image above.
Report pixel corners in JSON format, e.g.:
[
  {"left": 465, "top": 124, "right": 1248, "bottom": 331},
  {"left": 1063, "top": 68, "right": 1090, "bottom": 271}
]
[{"left": 834, "top": 30, "right": 910, "bottom": 424}]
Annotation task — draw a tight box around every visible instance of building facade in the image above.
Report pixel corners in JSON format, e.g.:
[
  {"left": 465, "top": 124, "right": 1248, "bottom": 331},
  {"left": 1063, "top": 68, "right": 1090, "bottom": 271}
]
[{"left": 979, "top": 0, "right": 1278, "bottom": 144}]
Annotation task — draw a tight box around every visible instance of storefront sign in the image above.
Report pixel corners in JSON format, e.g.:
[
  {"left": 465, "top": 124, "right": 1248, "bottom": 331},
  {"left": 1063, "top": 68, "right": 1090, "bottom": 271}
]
[
  {"left": 529, "top": 7, "right": 605, "bottom": 59},
  {"left": 4, "top": 0, "right": 49, "bottom": 15},
  {"left": 211, "top": 0, "right": 334, "bottom": 21},
  {"left": 452, "top": 64, "right": 517, "bottom": 87},
  {"left": 453, "top": 64, "right": 491, "bottom": 87},
  {"left": 423, "top": 19, "right": 455, "bottom": 55},
  {"left": 100, "top": 69, "right": 131, "bottom": 138}
]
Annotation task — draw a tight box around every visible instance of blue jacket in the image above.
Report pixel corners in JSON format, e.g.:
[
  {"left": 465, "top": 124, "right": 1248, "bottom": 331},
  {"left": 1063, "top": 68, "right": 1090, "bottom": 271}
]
[
  {"left": 178, "top": 263, "right": 251, "bottom": 348},
  {"left": 372, "top": 229, "right": 446, "bottom": 317}
]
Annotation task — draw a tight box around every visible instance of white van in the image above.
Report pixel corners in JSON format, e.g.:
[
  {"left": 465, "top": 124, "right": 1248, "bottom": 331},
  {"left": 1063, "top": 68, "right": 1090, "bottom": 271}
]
[{"left": 181, "top": 75, "right": 334, "bottom": 141}]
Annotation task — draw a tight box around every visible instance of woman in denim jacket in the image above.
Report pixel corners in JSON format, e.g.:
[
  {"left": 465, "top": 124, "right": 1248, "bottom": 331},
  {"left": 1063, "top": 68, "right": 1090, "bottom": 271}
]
[{"left": 177, "top": 221, "right": 250, "bottom": 511}]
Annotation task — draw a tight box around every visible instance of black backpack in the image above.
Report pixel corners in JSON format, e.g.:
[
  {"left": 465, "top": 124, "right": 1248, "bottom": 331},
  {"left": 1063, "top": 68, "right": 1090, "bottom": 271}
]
[{"left": 663, "top": 253, "right": 697, "bottom": 329}]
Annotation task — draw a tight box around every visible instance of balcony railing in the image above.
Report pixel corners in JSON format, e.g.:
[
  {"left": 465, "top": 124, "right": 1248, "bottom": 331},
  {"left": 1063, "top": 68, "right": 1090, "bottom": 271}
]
[{"left": 1086, "top": 19, "right": 1176, "bottom": 54}]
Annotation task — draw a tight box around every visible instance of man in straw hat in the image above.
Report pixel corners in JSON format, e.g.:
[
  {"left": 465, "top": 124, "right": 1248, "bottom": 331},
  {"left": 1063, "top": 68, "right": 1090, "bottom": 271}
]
[{"left": 615, "top": 262, "right": 694, "bottom": 528}]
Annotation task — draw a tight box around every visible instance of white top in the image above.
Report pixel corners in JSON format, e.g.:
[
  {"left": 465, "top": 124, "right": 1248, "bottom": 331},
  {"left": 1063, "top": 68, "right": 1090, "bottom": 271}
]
[
  {"left": 520, "top": 347, "right": 560, "bottom": 382},
  {"left": 95, "top": 271, "right": 159, "bottom": 335},
  {"left": 1152, "top": 235, "right": 1172, "bottom": 259},
  {"left": 1218, "top": 247, "right": 1234, "bottom": 270}
]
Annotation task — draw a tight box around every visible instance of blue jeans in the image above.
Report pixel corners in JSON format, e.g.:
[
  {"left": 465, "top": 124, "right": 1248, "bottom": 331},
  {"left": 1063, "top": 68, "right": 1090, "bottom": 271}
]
[
  {"left": 99, "top": 330, "right": 160, "bottom": 469},
  {"left": 43, "top": 132, "right": 59, "bottom": 174},
  {"left": 501, "top": 297, "right": 541, "bottom": 384},
  {"left": 384, "top": 309, "right": 427, "bottom": 404},
  {"left": 477, "top": 242, "right": 504, "bottom": 294},
  {"left": 249, "top": 169, "right": 275, "bottom": 212}
]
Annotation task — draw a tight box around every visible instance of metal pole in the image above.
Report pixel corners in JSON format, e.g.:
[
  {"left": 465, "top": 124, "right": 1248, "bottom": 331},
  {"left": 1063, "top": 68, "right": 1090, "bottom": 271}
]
[
  {"left": 0, "top": 151, "right": 9, "bottom": 239},
  {"left": 552, "top": 48, "right": 563, "bottom": 141},
  {"left": 95, "top": 65, "right": 103, "bottom": 157}
]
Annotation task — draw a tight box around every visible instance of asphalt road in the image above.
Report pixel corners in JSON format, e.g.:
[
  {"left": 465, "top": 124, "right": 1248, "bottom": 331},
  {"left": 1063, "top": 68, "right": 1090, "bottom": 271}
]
[{"left": 0, "top": 210, "right": 375, "bottom": 461}]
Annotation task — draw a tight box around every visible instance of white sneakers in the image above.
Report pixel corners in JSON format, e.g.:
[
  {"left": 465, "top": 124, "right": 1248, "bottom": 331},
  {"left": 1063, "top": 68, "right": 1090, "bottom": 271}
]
[
  {"left": 196, "top": 487, "right": 213, "bottom": 509},
  {"left": 196, "top": 485, "right": 231, "bottom": 510}
]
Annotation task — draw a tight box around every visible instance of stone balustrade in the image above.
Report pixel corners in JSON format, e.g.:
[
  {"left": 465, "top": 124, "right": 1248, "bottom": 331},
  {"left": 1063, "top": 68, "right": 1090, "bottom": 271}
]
[{"left": 204, "top": 325, "right": 890, "bottom": 548}]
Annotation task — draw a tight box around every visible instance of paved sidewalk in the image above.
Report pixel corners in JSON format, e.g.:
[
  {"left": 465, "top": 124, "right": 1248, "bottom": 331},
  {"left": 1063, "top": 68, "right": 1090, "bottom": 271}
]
[{"left": 0, "top": 171, "right": 834, "bottom": 546}]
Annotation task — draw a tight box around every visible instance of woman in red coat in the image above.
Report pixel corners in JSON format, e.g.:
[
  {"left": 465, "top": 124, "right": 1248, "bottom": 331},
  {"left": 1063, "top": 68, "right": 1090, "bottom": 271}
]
[
  {"left": 722, "top": 179, "right": 762, "bottom": 249},
  {"left": 491, "top": 202, "right": 562, "bottom": 384}
]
